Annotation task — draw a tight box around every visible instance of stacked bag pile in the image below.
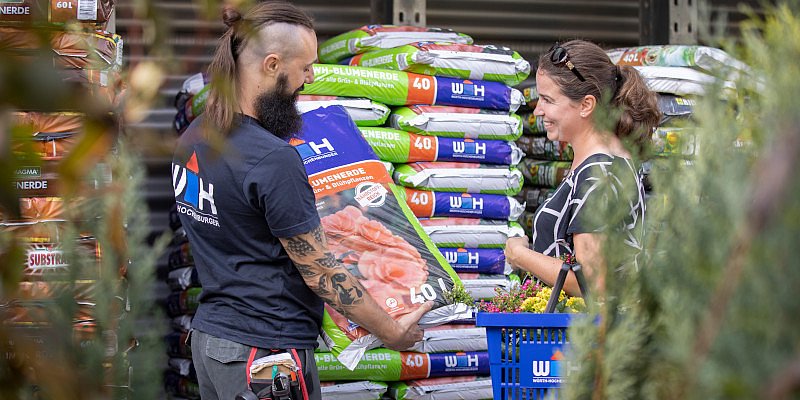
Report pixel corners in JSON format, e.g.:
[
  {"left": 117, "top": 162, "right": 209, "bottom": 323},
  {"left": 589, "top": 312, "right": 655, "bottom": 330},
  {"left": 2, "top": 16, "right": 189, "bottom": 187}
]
[
  {"left": 305, "top": 24, "right": 536, "bottom": 399},
  {"left": 605, "top": 45, "right": 748, "bottom": 189},
  {"left": 0, "top": 0, "right": 127, "bottom": 392}
]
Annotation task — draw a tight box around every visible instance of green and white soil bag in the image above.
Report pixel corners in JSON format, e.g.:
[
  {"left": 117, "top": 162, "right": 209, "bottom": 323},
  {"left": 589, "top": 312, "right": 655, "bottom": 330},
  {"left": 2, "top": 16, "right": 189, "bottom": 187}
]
[
  {"left": 320, "top": 381, "right": 388, "bottom": 400},
  {"left": 519, "top": 159, "right": 572, "bottom": 188},
  {"left": 520, "top": 111, "right": 546, "bottom": 134},
  {"left": 296, "top": 106, "right": 470, "bottom": 370},
  {"left": 345, "top": 42, "right": 530, "bottom": 86},
  {"left": 401, "top": 188, "right": 525, "bottom": 221},
  {"left": 318, "top": 25, "right": 473, "bottom": 64},
  {"left": 515, "top": 136, "right": 573, "bottom": 161},
  {"left": 359, "top": 127, "right": 523, "bottom": 165},
  {"left": 297, "top": 95, "right": 390, "bottom": 126},
  {"left": 634, "top": 66, "right": 735, "bottom": 96},
  {"left": 408, "top": 324, "right": 487, "bottom": 353},
  {"left": 389, "top": 376, "right": 494, "bottom": 400},
  {"left": 389, "top": 105, "right": 523, "bottom": 140},
  {"left": 393, "top": 162, "right": 523, "bottom": 195},
  {"left": 302, "top": 64, "right": 524, "bottom": 112},
  {"left": 607, "top": 45, "right": 749, "bottom": 76},
  {"left": 457, "top": 273, "right": 515, "bottom": 300},
  {"left": 417, "top": 217, "right": 525, "bottom": 248},
  {"left": 315, "top": 349, "right": 490, "bottom": 381}
]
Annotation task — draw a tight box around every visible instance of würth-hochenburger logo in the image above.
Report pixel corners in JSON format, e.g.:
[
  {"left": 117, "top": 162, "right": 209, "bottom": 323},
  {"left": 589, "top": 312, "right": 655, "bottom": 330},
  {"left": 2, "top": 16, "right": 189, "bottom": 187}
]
[{"left": 172, "top": 151, "right": 219, "bottom": 227}]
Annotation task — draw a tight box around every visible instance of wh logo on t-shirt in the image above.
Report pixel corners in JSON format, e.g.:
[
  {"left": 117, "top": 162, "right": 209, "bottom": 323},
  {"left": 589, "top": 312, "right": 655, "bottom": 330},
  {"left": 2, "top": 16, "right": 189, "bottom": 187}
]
[{"left": 172, "top": 151, "right": 220, "bottom": 227}]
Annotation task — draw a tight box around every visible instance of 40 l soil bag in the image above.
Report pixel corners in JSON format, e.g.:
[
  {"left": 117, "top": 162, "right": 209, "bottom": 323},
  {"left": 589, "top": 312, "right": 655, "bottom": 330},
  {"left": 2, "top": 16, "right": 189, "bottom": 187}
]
[
  {"left": 438, "top": 247, "right": 511, "bottom": 275},
  {"left": 519, "top": 159, "right": 572, "bottom": 188},
  {"left": 345, "top": 42, "right": 530, "bottom": 86},
  {"left": 515, "top": 136, "right": 573, "bottom": 161},
  {"left": 320, "top": 381, "right": 388, "bottom": 400},
  {"left": 401, "top": 188, "right": 524, "bottom": 220},
  {"left": 607, "top": 45, "right": 749, "bottom": 76},
  {"left": 389, "top": 376, "right": 494, "bottom": 400},
  {"left": 315, "top": 350, "right": 490, "bottom": 381},
  {"left": 296, "top": 96, "right": 390, "bottom": 126},
  {"left": 318, "top": 25, "right": 473, "bottom": 64},
  {"left": 389, "top": 105, "right": 523, "bottom": 140},
  {"left": 418, "top": 218, "right": 525, "bottom": 248},
  {"left": 294, "top": 106, "right": 468, "bottom": 370},
  {"left": 393, "top": 162, "right": 523, "bottom": 195},
  {"left": 359, "top": 127, "right": 523, "bottom": 165},
  {"left": 302, "top": 64, "right": 524, "bottom": 112}
]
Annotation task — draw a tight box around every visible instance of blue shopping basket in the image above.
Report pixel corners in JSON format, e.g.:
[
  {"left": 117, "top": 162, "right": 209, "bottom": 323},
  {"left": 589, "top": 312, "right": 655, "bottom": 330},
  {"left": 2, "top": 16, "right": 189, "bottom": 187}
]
[{"left": 476, "top": 262, "right": 586, "bottom": 399}]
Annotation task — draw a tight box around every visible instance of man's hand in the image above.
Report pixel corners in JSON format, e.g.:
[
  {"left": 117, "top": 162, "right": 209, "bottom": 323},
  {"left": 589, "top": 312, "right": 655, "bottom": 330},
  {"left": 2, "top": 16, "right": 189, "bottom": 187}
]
[{"left": 381, "top": 301, "right": 434, "bottom": 351}]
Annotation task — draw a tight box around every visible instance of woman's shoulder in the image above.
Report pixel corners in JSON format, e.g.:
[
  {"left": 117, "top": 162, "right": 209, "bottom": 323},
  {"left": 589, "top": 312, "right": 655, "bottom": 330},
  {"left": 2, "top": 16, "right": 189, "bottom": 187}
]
[{"left": 571, "top": 153, "right": 639, "bottom": 182}]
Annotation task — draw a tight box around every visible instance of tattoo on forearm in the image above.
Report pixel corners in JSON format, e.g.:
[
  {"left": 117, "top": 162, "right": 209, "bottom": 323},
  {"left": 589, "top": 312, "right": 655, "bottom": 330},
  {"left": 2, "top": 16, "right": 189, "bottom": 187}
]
[
  {"left": 293, "top": 262, "right": 315, "bottom": 277},
  {"left": 316, "top": 253, "right": 339, "bottom": 269},
  {"left": 331, "top": 273, "right": 364, "bottom": 306},
  {"left": 285, "top": 236, "right": 315, "bottom": 257},
  {"left": 312, "top": 225, "right": 324, "bottom": 244},
  {"left": 317, "top": 275, "right": 331, "bottom": 296}
]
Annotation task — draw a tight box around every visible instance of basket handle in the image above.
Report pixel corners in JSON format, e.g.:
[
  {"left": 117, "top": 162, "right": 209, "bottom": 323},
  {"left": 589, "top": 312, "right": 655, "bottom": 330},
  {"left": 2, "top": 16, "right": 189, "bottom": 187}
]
[{"left": 544, "top": 262, "right": 588, "bottom": 313}]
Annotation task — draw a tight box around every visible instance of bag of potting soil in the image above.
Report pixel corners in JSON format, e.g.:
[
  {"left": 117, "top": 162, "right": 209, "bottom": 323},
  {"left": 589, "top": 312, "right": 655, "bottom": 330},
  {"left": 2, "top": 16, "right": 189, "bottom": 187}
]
[
  {"left": 19, "top": 237, "right": 101, "bottom": 282},
  {"left": 0, "top": 27, "right": 122, "bottom": 71},
  {"left": 515, "top": 186, "right": 556, "bottom": 212},
  {"left": 0, "top": 0, "right": 114, "bottom": 27},
  {"left": 657, "top": 94, "right": 695, "bottom": 125},
  {"left": 393, "top": 162, "right": 523, "bottom": 195},
  {"left": 401, "top": 188, "right": 524, "bottom": 220},
  {"left": 519, "top": 210, "right": 535, "bottom": 235},
  {"left": 11, "top": 111, "right": 87, "bottom": 135},
  {"left": 389, "top": 376, "right": 493, "bottom": 400},
  {"left": 345, "top": 42, "right": 530, "bottom": 86},
  {"left": 519, "top": 111, "right": 546, "bottom": 134},
  {"left": 458, "top": 273, "right": 515, "bottom": 300},
  {"left": 519, "top": 159, "right": 572, "bottom": 188},
  {"left": 634, "top": 66, "right": 735, "bottom": 96},
  {"left": 165, "top": 287, "right": 201, "bottom": 317},
  {"left": 294, "top": 106, "right": 469, "bottom": 370},
  {"left": 302, "top": 64, "right": 524, "bottom": 112},
  {"left": 408, "top": 324, "right": 487, "bottom": 353},
  {"left": 417, "top": 218, "right": 525, "bottom": 248},
  {"left": 320, "top": 381, "right": 388, "bottom": 400},
  {"left": 359, "top": 127, "right": 523, "bottom": 165},
  {"left": 389, "top": 105, "right": 523, "bottom": 140},
  {"left": 168, "top": 357, "right": 196, "bottom": 379},
  {"left": 164, "top": 371, "right": 200, "bottom": 399},
  {"left": 171, "top": 315, "right": 193, "bottom": 333},
  {"left": 297, "top": 95, "right": 390, "bottom": 126},
  {"left": 315, "top": 349, "right": 490, "bottom": 381},
  {"left": 515, "top": 135, "right": 573, "bottom": 161},
  {"left": 165, "top": 331, "right": 192, "bottom": 358},
  {"left": 438, "top": 247, "right": 511, "bottom": 274},
  {"left": 607, "top": 45, "right": 749, "bottom": 76},
  {"left": 318, "top": 25, "right": 473, "bottom": 64},
  {"left": 520, "top": 83, "right": 539, "bottom": 108},
  {"left": 653, "top": 126, "right": 695, "bottom": 157}
]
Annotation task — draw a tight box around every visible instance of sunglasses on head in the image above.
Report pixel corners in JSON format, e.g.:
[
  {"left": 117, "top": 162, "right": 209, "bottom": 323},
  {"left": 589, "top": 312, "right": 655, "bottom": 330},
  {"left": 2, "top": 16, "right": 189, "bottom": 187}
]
[{"left": 548, "top": 43, "right": 586, "bottom": 82}]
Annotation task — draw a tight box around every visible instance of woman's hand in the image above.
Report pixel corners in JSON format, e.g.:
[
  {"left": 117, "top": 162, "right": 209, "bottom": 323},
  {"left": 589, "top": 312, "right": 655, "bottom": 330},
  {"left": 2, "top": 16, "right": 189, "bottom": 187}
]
[{"left": 504, "top": 235, "right": 530, "bottom": 267}]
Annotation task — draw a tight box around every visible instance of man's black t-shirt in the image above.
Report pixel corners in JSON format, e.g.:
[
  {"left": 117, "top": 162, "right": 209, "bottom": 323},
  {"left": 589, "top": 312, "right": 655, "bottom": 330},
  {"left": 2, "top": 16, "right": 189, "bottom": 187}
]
[{"left": 172, "top": 114, "right": 323, "bottom": 349}]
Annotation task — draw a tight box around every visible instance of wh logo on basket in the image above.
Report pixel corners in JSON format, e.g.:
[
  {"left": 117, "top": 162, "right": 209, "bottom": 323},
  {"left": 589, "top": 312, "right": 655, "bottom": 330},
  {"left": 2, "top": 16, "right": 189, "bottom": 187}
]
[
  {"left": 172, "top": 152, "right": 219, "bottom": 227},
  {"left": 444, "top": 248, "right": 479, "bottom": 265},
  {"left": 533, "top": 350, "right": 565, "bottom": 377},
  {"left": 290, "top": 138, "right": 338, "bottom": 164},
  {"left": 453, "top": 139, "right": 486, "bottom": 155},
  {"left": 451, "top": 80, "right": 485, "bottom": 97},
  {"left": 450, "top": 194, "right": 483, "bottom": 210}
]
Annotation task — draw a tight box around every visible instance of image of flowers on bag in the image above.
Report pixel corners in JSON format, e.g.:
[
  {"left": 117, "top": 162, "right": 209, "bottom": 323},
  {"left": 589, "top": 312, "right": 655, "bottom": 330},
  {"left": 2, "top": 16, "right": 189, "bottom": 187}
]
[{"left": 477, "top": 277, "right": 585, "bottom": 313}]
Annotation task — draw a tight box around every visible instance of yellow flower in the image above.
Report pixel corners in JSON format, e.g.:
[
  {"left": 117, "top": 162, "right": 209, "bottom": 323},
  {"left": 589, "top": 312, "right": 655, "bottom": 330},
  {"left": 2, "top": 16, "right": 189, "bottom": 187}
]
[
  {"left": 520, "top": 296, "right": 549, "bottom": 313},
  {"left": 565, "top": 297, "right": 586, "bottom": 313}
]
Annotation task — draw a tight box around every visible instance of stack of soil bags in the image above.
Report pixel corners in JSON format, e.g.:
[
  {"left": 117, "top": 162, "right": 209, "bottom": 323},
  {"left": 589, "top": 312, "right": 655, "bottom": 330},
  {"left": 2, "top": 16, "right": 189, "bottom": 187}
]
[{"left": 1, "top": 0, "right": 127, "bottom": 393}]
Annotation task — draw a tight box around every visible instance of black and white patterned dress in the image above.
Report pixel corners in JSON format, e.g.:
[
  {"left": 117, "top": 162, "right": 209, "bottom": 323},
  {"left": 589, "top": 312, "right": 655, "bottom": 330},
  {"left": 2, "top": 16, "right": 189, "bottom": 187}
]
[{"left": 531, "top": 153, "right": 646, "bottom": 265}]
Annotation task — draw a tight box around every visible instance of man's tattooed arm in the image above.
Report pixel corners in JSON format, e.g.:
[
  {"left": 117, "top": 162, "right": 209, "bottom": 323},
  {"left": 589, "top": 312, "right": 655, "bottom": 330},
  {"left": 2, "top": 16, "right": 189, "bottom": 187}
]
[{"left": 279, "top": 224, "right": 432, "bottom": 351}]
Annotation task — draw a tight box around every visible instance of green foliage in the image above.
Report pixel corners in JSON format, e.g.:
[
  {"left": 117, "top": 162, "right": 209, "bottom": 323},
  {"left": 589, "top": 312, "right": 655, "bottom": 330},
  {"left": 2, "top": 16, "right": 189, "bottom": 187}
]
[{"left": 562, "top": 4, "right": 800, "bottom": 400}]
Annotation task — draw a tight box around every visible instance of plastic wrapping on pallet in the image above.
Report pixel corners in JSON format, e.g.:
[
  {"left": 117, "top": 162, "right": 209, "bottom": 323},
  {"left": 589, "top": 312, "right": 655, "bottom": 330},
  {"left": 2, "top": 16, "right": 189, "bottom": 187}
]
[
  {"left": 345, "top": 42, "right": 530, "bottom": 86},
  {"left": 418, "top": 218, "right": 525, "bottom": 248},
  {"left": 294, "top": 106, "right": 468, "bottom": 370},
  {"left": 393, "top": 162, "right": 523, "bottom": 195},
  {"left": 389, "top": 375, "right": 494, "bottom": 400},
  {"left": 360, "top": 127, "right": 522, "bottom": 165},
  {"left": 389, "top": 105, "right": 522, "bottom": 140},
  {"left": 401, "top": 188, "right": 524, "bottom": 220},
  {"left": 302, "top": 64, "right": 523, "bottom": 112},
  {"left": 315, "top": 349, "right": 490, "bottom": 381},
  {"left": 318, "top": 25, "right": 473, "bottom": 64},
  {"left": 320, "top": 381, "right": 388, "bottom": 400}
]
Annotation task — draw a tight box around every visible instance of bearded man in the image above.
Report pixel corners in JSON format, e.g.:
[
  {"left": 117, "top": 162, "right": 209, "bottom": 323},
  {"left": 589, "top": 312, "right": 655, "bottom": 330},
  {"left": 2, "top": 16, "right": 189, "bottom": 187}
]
[{"left": 171, "top": 3, "right": 431, "bottom": 399}]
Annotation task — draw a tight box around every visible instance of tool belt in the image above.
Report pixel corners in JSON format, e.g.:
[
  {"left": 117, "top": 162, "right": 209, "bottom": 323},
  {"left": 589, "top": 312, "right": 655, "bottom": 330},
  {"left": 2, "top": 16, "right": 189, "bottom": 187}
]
[{"left": 235, "top": 348, "right": 309, "bottom": 400}]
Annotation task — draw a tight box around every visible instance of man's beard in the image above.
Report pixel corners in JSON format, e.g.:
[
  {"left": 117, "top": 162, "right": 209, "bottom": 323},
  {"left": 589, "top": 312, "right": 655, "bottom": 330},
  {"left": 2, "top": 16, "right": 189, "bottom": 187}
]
[{"left": 254, "top": 73, "right": 303, "bottom": 140}]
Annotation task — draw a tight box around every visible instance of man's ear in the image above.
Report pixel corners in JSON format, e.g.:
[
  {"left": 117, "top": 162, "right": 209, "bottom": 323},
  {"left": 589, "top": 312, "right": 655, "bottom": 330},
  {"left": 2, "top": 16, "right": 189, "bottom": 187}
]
[
  {"left": 262, "top": 53, "right": 281, "bottom": 76},
  {"left": 580, "top": 94, "right": 597, "bottom": 117}
]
